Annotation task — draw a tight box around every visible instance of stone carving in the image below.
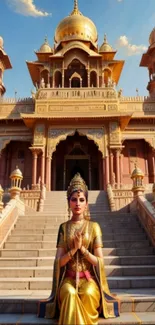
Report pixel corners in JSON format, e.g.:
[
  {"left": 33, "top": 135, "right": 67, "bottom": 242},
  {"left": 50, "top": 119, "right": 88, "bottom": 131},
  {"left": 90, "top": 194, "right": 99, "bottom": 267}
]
[
  {"left": 36, "top": 88, "right": 118, "bottom": 100},
  {"left": 34, "top": 124, "right": 45, "bottom": 146},
  {"left": 0, "top": 135, "right": 32, "bottom": 153},
  {"left": 109, "top": 122, "right": 120, "bottom": 144},
  {"left": 108, "top": 104, "right": 118, "bottom": 111},
  {"left": 47, "top": 128, "right": 106, "bottom": 158}
]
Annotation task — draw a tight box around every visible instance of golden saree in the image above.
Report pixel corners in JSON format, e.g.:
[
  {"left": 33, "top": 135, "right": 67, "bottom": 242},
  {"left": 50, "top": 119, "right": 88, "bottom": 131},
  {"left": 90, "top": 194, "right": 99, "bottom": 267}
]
[{"left": 38, "top": 220, "right": 120, "bottom": 324}]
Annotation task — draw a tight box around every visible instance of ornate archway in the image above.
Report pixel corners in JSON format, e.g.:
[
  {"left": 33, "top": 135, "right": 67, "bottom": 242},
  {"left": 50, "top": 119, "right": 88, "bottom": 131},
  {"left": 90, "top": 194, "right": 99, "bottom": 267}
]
[{"left": 51, "top": 131, "right": 104, "bottom": 190}]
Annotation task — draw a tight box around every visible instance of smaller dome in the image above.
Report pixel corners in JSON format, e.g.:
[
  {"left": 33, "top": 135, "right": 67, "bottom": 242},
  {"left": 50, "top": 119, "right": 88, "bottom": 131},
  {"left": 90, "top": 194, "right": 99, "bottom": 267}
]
[
  {"left": 10, "top": 166, "right": 23, "bottom": 179},
  {"left": 149, "top": 28, "right": 155, "bottom": 46},
  {"left": 131, "top": 166, "right": 144, "bottom": 179},
  {"left": 38, "top": 37, "right": 52, "bottom": 53},
  {"left": 99, "top": 34, "right": 113, "bottom": 52},
  {"left": 0, "top": 36, "right": 4, "bottom": 49}
]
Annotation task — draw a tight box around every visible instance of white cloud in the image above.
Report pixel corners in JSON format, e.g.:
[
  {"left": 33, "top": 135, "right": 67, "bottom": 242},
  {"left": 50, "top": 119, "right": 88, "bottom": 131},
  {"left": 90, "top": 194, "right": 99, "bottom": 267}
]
[
  {"left": 116, "top": 35, "right": 147, "bottom": 56},
  {"left": 7, "top": 0, "right": 51, "bottom": 17}
]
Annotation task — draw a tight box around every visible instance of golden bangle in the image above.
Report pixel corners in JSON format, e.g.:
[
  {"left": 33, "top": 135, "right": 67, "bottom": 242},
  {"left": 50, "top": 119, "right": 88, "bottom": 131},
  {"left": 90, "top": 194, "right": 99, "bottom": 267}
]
[
  {"left": 68, "top": 250, "right": 73, "bottom": 259},
  {"left": 83, "top": 248, "right": 89, "bottom": 257}
]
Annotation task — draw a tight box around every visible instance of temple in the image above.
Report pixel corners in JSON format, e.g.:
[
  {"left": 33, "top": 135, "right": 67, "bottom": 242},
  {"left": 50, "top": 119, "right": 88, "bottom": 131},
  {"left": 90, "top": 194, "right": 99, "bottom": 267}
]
[{"left": 0, "top": 0, "right": 155, "bottom": 192}]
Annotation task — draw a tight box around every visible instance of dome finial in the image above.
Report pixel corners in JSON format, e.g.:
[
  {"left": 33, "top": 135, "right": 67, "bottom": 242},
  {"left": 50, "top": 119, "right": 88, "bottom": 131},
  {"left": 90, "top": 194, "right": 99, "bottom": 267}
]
[
  {"left": 71, "top": 0, "right": 81, "bottom": 15},
  {"left": 74, "top": 0, "right": 78, "bottom": 10},
  {"left": 104, "top": 33, "right": 107, "bottom": 43}
]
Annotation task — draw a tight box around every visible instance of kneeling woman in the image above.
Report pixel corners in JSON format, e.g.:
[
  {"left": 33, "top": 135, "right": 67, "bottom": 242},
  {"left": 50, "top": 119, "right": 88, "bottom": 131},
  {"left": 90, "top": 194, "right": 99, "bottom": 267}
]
[{"left": 38, "top": 173, "right": 120, "bottom": 324}]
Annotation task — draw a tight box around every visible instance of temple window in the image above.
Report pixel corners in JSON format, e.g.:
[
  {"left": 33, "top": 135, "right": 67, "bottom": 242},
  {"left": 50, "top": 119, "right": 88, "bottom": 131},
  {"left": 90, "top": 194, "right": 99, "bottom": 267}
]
[
  {"left": 90, "top": 71, "right": 97, "bottom": 87},
  {"left": 54, "top": 70, "right": 62, "bottom": 88}
]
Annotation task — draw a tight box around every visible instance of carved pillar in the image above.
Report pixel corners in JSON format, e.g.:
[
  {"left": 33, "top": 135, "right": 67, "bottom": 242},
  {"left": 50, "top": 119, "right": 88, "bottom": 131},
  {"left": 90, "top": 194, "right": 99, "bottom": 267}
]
[
  {"left": 41, "top": 149, "right": 45, "bottom": 184},
  {"left": 32, "top": 151, "right": 38, "bottom": 186},
  {"left": 46, "top": 150, "right": 52, "bottom": 191},
  {"left": 119, "top": 153, "right": 123, "bottom": 186},
  {"left": 29, "top": 148, "right": 42, "bottom": 188},
  {"left": 102, "top": 157, "right": 106, "bottom": 190},
  {"left": 115, "top": 149, "right": 120, "bottom": 188},
  {"left": 109, "top": 150, "right": 114, "bottom": 185},
  {"left": 105, "top": 155, "right": 109, "bottom": 187}
]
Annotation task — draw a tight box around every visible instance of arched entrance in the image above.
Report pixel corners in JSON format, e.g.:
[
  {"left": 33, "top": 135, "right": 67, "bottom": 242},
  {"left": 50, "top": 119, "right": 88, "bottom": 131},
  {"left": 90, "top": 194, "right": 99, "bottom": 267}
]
[{"left": 52, "top": 132, "right": 102, "bottom": 190}]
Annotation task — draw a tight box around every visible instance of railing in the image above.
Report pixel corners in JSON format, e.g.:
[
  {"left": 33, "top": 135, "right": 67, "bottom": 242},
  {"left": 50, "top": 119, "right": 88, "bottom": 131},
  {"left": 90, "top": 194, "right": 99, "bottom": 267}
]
[
  {"left": 20, "top": 184, "right": 46, "bottom": 211},
  {"left": 107, "top": 184, "right": 133, "bottom": 211},
  {"left": 136, "top": 196, "right": 155, "bottom": 246},
  {"left": 107, "top": 184, "right": 115, "bottom": 211},
  {"left": 36, "top": 87, "right": 118, "bottom": 100},
  {"left": 20, "top": 190, "right": 40, "bottom": 211},
  {"left": 0, "top": 200, "right": 18, "bottom": 248},
  {"left": 112, "top": 188, "right": 133, "bottom": 211}
]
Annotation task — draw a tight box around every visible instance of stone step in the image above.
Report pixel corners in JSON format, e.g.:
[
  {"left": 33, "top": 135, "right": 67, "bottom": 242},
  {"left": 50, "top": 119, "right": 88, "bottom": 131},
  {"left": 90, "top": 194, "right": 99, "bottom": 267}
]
[
  {"left": 1, "top": 312, "right": 155, "bottom": 324},
  {"left": 7, "top": 235, "right": 58, "bottom": 242},
  {"left": 103, "top": 239, "right": 150, "bottom": 249},
  {"left": 8, "top": 233, "right": 146, "bottom": 242},
  {"left": 1, "top": 289, "right": 155, "bottom": 313},
  {"left": 0, "top": 265, "right": 155, "bottom": 278},
  {"left": 4, "top": 239, "right": 150, "bottom": 250},
  {"left": 1, "top": 247, "right": 154, "bottom": 258},
  {"left": 0, "top": 255, "right": 154, "bottom": 267},
  {"left": 12, "top": 227, "right": 144, "bottom": 235},
  {"left": 1, "top": 275, "right": 155, "bottom": 290}
]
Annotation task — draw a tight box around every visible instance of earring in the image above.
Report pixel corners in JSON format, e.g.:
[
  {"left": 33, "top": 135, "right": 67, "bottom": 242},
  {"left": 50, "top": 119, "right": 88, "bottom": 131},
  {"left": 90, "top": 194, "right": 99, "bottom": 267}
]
[
  {"left": 84, "top": 206, "right": 90, "bottom": 220},
  {"left": 68, "top": 207, "right": 71, "bottom": 219}
]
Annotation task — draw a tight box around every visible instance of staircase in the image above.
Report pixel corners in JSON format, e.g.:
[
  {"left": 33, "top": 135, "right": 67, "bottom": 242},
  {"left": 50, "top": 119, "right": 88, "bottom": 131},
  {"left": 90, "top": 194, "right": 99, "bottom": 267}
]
[{"left": 0, "top": 191, "right": 155, "bottom": 324}]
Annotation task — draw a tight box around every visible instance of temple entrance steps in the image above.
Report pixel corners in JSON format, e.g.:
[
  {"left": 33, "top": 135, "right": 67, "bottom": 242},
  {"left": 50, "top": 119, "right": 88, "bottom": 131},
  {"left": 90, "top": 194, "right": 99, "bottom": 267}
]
[{"left": 0, "top": 190, "right": 155, "bottom": 323}]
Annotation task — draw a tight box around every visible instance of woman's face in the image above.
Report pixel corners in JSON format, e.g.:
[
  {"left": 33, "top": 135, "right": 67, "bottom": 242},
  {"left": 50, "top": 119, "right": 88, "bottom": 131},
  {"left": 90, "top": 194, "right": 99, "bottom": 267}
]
[{"left": 69, "top": 191, "right": 87, "bottom": 217}]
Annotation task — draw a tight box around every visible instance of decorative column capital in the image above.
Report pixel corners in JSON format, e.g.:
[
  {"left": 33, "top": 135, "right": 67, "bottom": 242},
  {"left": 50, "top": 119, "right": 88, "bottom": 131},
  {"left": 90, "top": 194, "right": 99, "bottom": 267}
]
[{"left": 29, "top": 147, "right": 44, "bottom": 156}]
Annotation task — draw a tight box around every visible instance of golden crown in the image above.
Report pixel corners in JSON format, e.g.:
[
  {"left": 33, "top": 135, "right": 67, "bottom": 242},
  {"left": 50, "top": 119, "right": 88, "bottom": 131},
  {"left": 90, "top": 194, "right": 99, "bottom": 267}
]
[{"left": 67, "top": 173, "right": 88, "bottom": 199}]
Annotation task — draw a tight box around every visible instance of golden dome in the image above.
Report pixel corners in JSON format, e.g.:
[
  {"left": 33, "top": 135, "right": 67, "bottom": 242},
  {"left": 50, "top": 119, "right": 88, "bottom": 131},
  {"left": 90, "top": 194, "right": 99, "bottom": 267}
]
[
  {"left": 10, "top": 166, "right": 23, "bottom": 179},
  {"left": 54, "top": 0, "right": 98, "bottom": 47},
  {"left": 99, "top": 34, "right": 113, "bottom": 52},
  {"left": 38, "top": 37, "right": 52, "bottom": 53},
  {"left": 149, "top": 28, "right": 155, "bottom": 48},
  {"left": 131, "top": 166, "right": 144, "bottom": 179}
]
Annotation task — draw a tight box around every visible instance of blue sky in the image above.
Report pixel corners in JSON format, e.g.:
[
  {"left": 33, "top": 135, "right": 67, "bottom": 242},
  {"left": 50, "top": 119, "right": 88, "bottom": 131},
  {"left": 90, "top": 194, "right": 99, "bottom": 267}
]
[{"left": 0, "top": 0, "right": 155, "bottom": 98}]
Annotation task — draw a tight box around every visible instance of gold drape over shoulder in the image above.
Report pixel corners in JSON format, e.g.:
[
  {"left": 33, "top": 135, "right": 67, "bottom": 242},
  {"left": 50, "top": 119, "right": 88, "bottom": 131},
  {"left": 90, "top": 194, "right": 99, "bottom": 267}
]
[{"left": 38, "top": 220, "right": 120, "bottom": 323}]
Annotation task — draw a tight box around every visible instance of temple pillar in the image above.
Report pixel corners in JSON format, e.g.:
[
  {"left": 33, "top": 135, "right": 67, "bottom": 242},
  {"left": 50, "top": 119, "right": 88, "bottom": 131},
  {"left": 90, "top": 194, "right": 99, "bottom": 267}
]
[
  {"left": 32, "top": 151, "right": 38, "bottom": 186},
  {"left": 115, "top": 149, "right": 120, "bottom": 188},
  {"left": 29, "top": 147, "right": 42, "bottom": 188},
  {"left": 102, "top": 157, "right": 106, "bottom": 190},
  {"left": 105, "top": 155, "right": 110, "bottom": 187},
  {"left": 109, "top": 150, "right": 114, "bottom": 185},
  {"left": 119, "top": 153, "right": 123, "bottom": 186},
  {"left": 45, "top": 151, "right": 52, "bottom": 191},
  {"left": 41, "top": 149, "right": 45, "bottom": 184}
]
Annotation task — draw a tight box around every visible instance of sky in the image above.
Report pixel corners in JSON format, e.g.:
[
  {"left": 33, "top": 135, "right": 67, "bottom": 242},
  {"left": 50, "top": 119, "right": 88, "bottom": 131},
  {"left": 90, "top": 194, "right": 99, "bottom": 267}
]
[{"left": 0, "top": 0, "right": 155, "bottom": 98}]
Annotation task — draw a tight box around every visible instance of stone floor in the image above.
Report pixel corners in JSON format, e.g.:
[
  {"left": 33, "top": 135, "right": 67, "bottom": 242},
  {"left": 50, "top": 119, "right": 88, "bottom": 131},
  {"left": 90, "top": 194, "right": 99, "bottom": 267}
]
[{"left": 0, "top": 313, "right": 155, "bottom": 325}]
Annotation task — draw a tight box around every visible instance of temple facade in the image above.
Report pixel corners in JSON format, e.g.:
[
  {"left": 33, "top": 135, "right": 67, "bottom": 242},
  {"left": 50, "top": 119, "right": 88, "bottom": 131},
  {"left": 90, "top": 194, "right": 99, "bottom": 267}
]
[{"left": 0, "top": 0, "right": 155, "bottom": 191}]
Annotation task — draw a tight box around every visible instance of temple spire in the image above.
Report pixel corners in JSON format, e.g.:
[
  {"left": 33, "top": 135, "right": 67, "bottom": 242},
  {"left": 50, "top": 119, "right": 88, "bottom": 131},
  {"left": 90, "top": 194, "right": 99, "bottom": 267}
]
[
  {"left": 74, "top": 0, "right": 78, "bottom": 11},
  {"left": 71, "top": 0, "right": 82, "bottom": 15}
]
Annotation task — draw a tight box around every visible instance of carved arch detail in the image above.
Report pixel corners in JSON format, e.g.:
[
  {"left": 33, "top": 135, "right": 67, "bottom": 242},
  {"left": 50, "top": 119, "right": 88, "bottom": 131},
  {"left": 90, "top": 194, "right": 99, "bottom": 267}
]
[{"left": 47, "top": 128, "right": 105, "bottom": 158}]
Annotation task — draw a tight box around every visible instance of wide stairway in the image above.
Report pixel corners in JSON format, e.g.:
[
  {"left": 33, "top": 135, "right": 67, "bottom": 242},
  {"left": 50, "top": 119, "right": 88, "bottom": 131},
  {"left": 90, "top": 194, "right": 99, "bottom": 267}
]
[{"left": 0, "top": 191, "right": 155, "bottom": 324}]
